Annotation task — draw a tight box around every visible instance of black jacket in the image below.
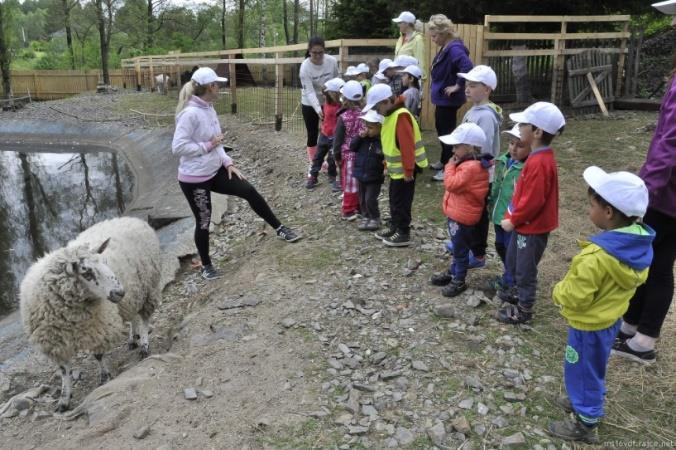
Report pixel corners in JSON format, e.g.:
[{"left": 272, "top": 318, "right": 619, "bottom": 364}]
[{"left": 349, "top": 135, "right": 385, "bottom": 184}]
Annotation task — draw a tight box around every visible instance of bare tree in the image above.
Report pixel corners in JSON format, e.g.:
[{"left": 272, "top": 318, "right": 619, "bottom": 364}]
[
  {"left": 309, "top": 0, "right": 313, "bottom": 38},
  {"left": 237, "top": 0, "right": 244, "bottom": 48},
  {"left": 145, "top": 0, "right": 168, "bottom": 50},
  {"left": 0, "top": 2, "right": 11, "bottom": 101},
  {"left": 282, "top": 0, "right": 290, "bottom": 44},
  {"left": 221, "top": 0, "right": 227, "bottom": 48},
  {"left": 62, "top": 0, "right": 79, "bottom": 69},
  {"left": 292, "top": 0, "right": 298, "bottom": 44},
  {"left": 19, "top": 154, "right": 47, "bottom": 259},
  {"left": 95, "top": 0, "right": 115, "bottom": 85}
]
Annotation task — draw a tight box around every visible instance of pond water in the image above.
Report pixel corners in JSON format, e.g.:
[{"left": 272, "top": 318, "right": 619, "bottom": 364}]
[{"left": 0, "top": 146, "right": 134, "bottom": 317}]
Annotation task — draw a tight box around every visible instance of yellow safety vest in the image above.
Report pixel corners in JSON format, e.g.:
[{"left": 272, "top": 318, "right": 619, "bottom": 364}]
[{"left": 381, "top": 107, "right": 428, "bottom": 179}]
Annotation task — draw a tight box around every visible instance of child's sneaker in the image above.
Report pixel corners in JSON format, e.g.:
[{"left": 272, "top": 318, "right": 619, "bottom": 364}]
[
  {"left": 554, "top": 394, "right": 573, "bottom": 413},
  {"left": 611, "top": 340, "right": 656, "bottom": 365},
  {"left": 444, "top": 240, "right": 454, "bottom": 254},
  {"left": 329, "top": 178, "right": 342, "bottom": 192},
  {"left": 496, "top": 303, "right": 533, "bottom": 324},
  {"left": 614, "top": 330, "right": 634, "bottom": 346},
  {"left": 305, "top": 176, "right": 318, "bottom": 189},
  {"left": 364, "top": 219, "right": 381, "bottom": 231},
  {"left": 276, "top": 225, "right": 301, "bottom": 242},
  {"left": 547, "top": 418, "right": 599, "bottom": 444},
  {"left": 201, "top": 264, "right": 221, "bottom": 280},
  {"left": 357, "top": 217, "right": 370, "bottom": 230},
  {"left": 382, "top": 231, "right": 410, "bottom": 247},
  {"left": 342, "top": 212, "right": 360, "bottom": 221},
  {"left": 468, "top": 253, "right": 486, "bottom": 269},
  {"left": 497, "top": 286, "right": 519, "bottom": 305},
  {"left": 441, "top": 279, "right": 467, "bottom": 297},
  {"left": 430, "top": 270, "right": 453, "bottom": 286},
  {"left": 375, "top": 227, "right": 396, "bottom": 240},
  {"left": 432, "top": 170, "right": 444, "bottom": 182},
  {"left": 429, "top": 161, "right": 444, "bottom": 170}
]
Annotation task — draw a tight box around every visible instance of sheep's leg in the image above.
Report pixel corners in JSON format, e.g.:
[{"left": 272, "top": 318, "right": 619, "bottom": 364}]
[
  {"left": 55, "top": 364, "right": 72, "bottom": 413},
  {"left": 127, "top": 320, "right": 140, "bottom": 350},
  {"left": 94, "top": 353, "right": 111, "bottom": 385},
  {"left": 138, "top": 318, "right": 150, "bottom": 359}
]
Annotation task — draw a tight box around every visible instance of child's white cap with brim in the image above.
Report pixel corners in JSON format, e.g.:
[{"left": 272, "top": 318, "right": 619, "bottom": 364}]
[
  {"left": 398, "top": 65, "right": 423, "bottom": 79},
  {"left": 362, "top": 84, "right": 393, "bottom": 113},
  {"left": 192, "top": 67, "right": 228, "bottom": 85},
  {"left": 501, "top": 124, "right": 522, "bottom": 140},
  {"left": 360, "top": 110, "right": 384, "bottom": 124},
  {"left": 457, "top": 65, "right": 497, "bottom": 90},
  {"left": 439, "top": 123, "right": 486, "bottom": 148},
  {"left": 356, "top": 63, "right": 370, "bottom": 74},
  {"left": 344, "top": 66, "right": 360, "bottom": 77},
  {"left": 340, "top": 80, "right": 364, "bottom": 101},
  {"left": 653, "top": 0, "right": 676, "bottom": 14},
  {"left": 324, "top": 77, "right": 345, "bottom": 92},
  {"left": 509, "top": 101, "right": 566, "bottom": 135},
  {"left": 378, "top": 59, "right": 393, "bottom": 73},
  {"left": 583, "top": 166, "right": 649, "bottom": 217}
]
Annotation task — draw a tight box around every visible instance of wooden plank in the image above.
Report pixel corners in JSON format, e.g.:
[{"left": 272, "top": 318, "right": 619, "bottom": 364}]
[
  {"left": 476, "top": 25, "right": 485, "bottom": 64},
  {"left": 485, "top": 31, "right": 631, "bottom": 40},
  {"left": 484, "top": 15, "right": 630, "bottom": 23},
  {"left": 615, "top": 21, "right": 630, "bottom": 98},
  {"left": 274, "top": 51, "right": 284, "bottom": 131},
  {"left": 338, "top": 40, "right": 348, "bottom": 73},
  {"left": 568, "top": 64, "right": 613, "bottom": 76},
  {"left": 572, "top": 70, "right": 609, "bottom": 105},
  {"left": 586, "top": 72, "right": 608, "bottom": 116},
  {"left": 484, "top": 47, "right": 627, "bottom": 57},
  {"left": 228, "top": 55, "right": 237, "bottom": 114}
]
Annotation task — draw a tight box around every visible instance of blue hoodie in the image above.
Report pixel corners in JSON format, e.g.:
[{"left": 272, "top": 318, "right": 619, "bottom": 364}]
[
  {"left": 589, "top": 224, "right": 655, "bottom": 271},
  {"left": 430, "top": 40, "right": 473, "bottom": 107}
]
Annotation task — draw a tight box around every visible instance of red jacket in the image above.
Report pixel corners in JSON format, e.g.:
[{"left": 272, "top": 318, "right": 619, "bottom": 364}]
[
  {"left": 504, "top": 147, "right": 559, "bottom": 234},
  {"left": 321, "top": 102, "right": 340, "bottom": 137},
  {"left": 442, "top": 157, "right": 490, "bottom": 226}
]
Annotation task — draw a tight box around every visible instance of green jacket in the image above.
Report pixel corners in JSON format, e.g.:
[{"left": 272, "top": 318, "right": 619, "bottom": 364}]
[
  {"left": 489, "top": 153, "right": 524, "bottom": 224},
  {"left": 552, "top": 224, "right": 655, "bottom": 331}
]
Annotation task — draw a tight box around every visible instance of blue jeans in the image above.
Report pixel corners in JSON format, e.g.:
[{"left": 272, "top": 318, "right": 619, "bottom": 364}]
[
  {"left": 505, "top": 232, "right": 549, "bottom": 310},
  {"left": 564, "top": 321, "right": 621, "bottom": 426},
  {"left": 494, "top": 224, "right": 514, "bottom": 287},
  {"left": 447, "top": 219, "right": 474, "bottom": 282}
]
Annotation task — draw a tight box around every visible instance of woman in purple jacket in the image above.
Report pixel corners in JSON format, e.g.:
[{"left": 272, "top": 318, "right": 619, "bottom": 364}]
[
  {"left": 427, "top": 14, "right": 474, "bottom": 181},
  {"left": 612, "top": 3, "right": 676, "bottom": 364},
  {"left": 172, "top": 68, "right": 300, "bottom": 281}
]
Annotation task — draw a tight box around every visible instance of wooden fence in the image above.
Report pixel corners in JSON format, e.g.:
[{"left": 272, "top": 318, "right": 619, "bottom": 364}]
[{"left": 1, "top": 70, "right": 137, "bottom": 100}]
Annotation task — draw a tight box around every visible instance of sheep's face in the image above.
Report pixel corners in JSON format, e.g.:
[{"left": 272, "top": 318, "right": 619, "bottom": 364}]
[{"left": 67, "top": 239, "right": 125, "bottom": 303}]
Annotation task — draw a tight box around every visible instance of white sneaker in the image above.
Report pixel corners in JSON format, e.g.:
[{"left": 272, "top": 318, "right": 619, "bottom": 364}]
[{"left": 432, "top": 170, "right": 444, "bottom": 181}]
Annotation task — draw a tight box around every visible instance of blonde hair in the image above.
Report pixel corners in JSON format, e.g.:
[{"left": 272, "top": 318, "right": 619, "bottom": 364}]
[
  {"left": 175, "top": 80, "right": 209, "bottom": 116},
  {"left": 427, "top": 14, "right": 458, "bottom": 38}
]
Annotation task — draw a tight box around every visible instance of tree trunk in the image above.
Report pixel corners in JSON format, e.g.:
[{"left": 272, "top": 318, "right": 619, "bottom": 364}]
[
  {"left": 19, "top": 154, "right": 46, "bottom": 259},
  {"left": 292, "top": 0, "right": 298, "bottom": 44},
  {"left": 95, "top": 0, "right": 110, "bottom": 85},
  {"left": 146, "top": 0, "right": 154, "bottom": 50},
  {"left": 0, "top": 2, "right": 12, "bottom": 100},
  {"left": 309, "top": 0, "right": 313, "bottom": 38},
  {"left": 62, "top": 0, "right": 76, "bottom": 69},
  {"left": 511, "top": 45, "right": 532, "bottom": 106},
  {"left": 282, "top": 0, "right": 290, "bottom": 44},
  {"left": 237, "top": 0, "right": 244, "bottom": 49},
  {"left": 221, "top": 0, "right": 227, "bottom": 48}
]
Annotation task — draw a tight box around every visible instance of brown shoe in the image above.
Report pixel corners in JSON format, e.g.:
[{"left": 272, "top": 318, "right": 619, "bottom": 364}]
[{"left": 547, "top": 418, "right": 599, "bottom": 444}]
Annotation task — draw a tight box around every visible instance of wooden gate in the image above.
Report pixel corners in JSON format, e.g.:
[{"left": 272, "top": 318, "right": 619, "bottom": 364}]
[{"left": 567, "top": 49, "right": 614, "bottom": 115}]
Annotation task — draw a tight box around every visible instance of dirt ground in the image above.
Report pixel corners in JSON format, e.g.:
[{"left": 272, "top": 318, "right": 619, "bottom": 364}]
[{"left": 0, "top": 93, "right": 673, "bottom": 450}]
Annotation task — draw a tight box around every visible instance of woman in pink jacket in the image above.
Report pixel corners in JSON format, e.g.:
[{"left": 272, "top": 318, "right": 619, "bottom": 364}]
[{"left": 172, "top": 68, "right": 300, "bottom": 280}]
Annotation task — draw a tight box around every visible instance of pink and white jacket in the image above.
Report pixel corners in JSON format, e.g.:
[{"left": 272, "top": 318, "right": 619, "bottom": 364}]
[{"left": 172, "top": 96, "right": 233, "bottom": 182}]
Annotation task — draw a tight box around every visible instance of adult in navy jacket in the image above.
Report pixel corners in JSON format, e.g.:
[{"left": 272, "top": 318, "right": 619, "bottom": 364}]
[{"left": 427, "top": 14, "right": 474, "bottom": 179}]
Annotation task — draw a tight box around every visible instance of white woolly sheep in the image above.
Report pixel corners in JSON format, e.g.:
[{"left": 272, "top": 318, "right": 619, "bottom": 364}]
[{"left": 19, "top": 217, "right": 162, "bottom": 412}]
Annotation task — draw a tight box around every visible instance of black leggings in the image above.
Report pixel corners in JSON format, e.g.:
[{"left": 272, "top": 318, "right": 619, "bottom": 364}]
[
  {"left": 434, "top": 104, "right": 460, "bottom": 165},
  {"left": 623, "top": 208, "right": 676, "bottom": 338},
  {"left": 302, "top": 104, "right": 320, "bottom": 148},
  {"left": 179, "top": 167, "right": 281, "bottom": 267}
]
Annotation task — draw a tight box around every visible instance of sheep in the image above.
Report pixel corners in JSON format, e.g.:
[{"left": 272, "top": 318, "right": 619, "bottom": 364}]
[{"left": 19, "top": 217, "right": 162, "bottom": 412}]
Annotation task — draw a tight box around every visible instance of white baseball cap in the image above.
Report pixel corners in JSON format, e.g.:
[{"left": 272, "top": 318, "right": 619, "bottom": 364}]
[
  {"left": 374, "top": 72, "right": 387, "bottom": 81},
  {"left": 378, "top": 59, "right": 393, "bottom": 73},
  {"left": 391, "top": 55, "right": 419, "bottom": 69},
  {"left": 439, "top": 123, "right": 487, "bottom": 148},
  {"left": 324, "top": 77, "right": 345, "bottom": 92},
  {"left": 362, "top": 84, "right": 393, "bottom": 112},
  {"left": 458, "top": 65, "right": 497, "bottom": 90},
  {"left": 360, "top": 110, "right": 385, "bottom": 124},
  {"left": 501, "top": 124, "right": 522, "bottom": 140},
  {"left": 393, "top": 11, "right": 416, "bottom": 24},
  {"left": 356, "top": 63, "right": 370, "bottom": 74},
  {"left": 341, "top": 80, "right": 364, "bottom": 101},
  {"left": 344, "top": 65, "right": 360, "bottom": 77},
  {"left": 191, "top": 67, "right": 228, "bottom": 85},
  {"left": 509, "top": 102, "right": 566, "bottom": 135},
  {"left": 398, "top": 65, "right": 423, "bottom": 79},
  {"left": 653, "top": 0, "right": 676, "bottom": 14},
  {"left": 583, "top": 166, "right": 649, "bottom": 218}
]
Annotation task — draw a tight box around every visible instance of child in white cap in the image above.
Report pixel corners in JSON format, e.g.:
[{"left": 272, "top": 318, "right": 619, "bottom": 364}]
[
  {"left": 497, "top": 101, "right": 565, "bottom": 324},
  {"left": 398, "top": 65, "right": 423, "bottom": 120},
  {"left": 488, "top": 124, "right": 530, "bottom": 298},
  {"left": 372, "top": 59, "right": 392, "bottom": 86},
  {"left": 355, "top": 63, "right": 372, "bottom": 94},
  {"left": 430, "top": 123, "right": 493, "bottom": 297},
  {"left": 348, "top": 110, "right": 386, "bottom": 230},
  {"left": 548, "top": 167, "right": 654, "bottom": 444},
  {"left": 333, "top": 80, "right": 366, "bottom": 219}
]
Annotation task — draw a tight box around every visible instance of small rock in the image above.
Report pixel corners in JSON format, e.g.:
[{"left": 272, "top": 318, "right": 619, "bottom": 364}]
[
  {"left": 371, "top": 352, "right": 387, "bottom": 364},
  {"left": 395, "top": 426, "right": 415, "bottom": 445},
  {"left": 458, "top": 398, "right": 474, "bottom": 410},
  {"left": 466, "top": 295, "right": 482, "bottom": 308},
  {"left": 477, "top": 402, "right": 489, "bottom": 416},
  {"left": 427, "top": 421, "right": 446, "bottom": 446},
  {"left": 502, "top": 432, "right": 526, "bottom": 447},
  {"left": 380, "top": 370, "right": 402, "bottom": 381},
  {"left": 434, "top": 304, "right": 457, "bottom": 318},
  {"left": 13, "top": 398, "right": 31, "bottom": 411},
  {"left": 334, "top": 413, "right": 353, "bottom": 425},
  {"left": 492, "top": 416, "right": 509, "bottom": 428},
  {"left": 411, "top": 360, "right": 429, "bottom": 372},
  {"left": 280, "top": 318, "right": 296, "bottom": 328},
  {"left": 464, "top": 375, "right": 483, "bottom": 390},
  {"left": 474, "top": 423, "right": 486, "bottom": 435},
  {"left": 32, "top": 411, "right": 51, "bottom": 421},
  {"left": 255, "top": 417, "right": 270, "bottom": 429},
  {"left": 451, "top": 416, "right": 471, "bottom": 434},
  {"left": 500, "top": 404, "right": 515, "bottom": 415},
  {"left": 503, "top": 391, "right": 526, "bottom": 402},
  {"left": 348, "top": 425, "right": 369, "bottom": 435},
  {"left": 199, "top": 389, "right": 213, "bottom": 398},
  {"left": 361, "top": 405, "right": 378, "bottom": 417},
  {"left": 133, "top": 425, "right": 151, "bottom": 440},
  {"left": 183, "top": 388, "right": 197, "bottom": 400},
  {"left": 338, "top": 343, "right": 352, "bottom": 356},
  {"left": 328, "top": 359, "right": 343, "bottom": 370},
  {"left": 352, "top": 383, "right": 375, "bottom": 393}
]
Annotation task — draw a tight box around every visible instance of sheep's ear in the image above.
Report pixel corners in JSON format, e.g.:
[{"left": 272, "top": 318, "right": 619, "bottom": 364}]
[
  {"left": 95, "top": 238, "right": 111, "bottom": 254},
  {"left": 66, "top": 261, "right": 78, "bottom": 276}
]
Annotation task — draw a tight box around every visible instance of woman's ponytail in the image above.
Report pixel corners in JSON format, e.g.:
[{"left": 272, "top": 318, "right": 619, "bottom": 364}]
[{"left": 176, "top": 81, "right": 196, "bottom": 116}]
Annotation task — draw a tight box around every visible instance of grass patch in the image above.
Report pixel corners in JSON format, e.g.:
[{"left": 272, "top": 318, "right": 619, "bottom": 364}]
[{"left": 255, "top": 418, "right": 342, "bottom": 449}]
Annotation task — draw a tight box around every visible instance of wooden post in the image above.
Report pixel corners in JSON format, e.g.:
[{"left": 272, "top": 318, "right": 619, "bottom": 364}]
[
  {"left": 615, "top": 21, "right": 630, "bottom": 98},
  {"left": 338, "top": 40, "right": 348, "bottom": 74},
  {"left": 587, "top": 72, "right": 609, "bottom": 116},
  {"left": 229, "top": 54, "right": 237, "bottom": 114},
  {"left": 550, "top": 20, "right": 566, "bottom": 104},
  {"left": 274, "top": 52, "right": 284, "bottom": 131},
  {"left": 135, "top": 58, "right": 142, "bottom": 91},
  {"left": 33, "top": 71, "right": 40, "bottom": 99},
  {"left": 149, "top": 56, "right": 155, "bottom": 92}
]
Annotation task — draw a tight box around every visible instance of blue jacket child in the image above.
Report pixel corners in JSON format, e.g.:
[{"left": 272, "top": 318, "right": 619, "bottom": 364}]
[{"left": 348, "top": 135, "right": 385, "bottom": 184}]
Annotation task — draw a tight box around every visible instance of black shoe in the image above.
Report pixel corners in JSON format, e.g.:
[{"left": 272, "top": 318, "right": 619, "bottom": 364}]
[
  {"left": 497, "top": 286, "right": 519, "bottom": 305},
  {"left": 201, "top": 264, "right": 221, "bottom": 280},
  {"left": 277, "top": 225, "right": 301, "bottom": 243},
  {"left": 496, "top": 304, "right": 533, "bottom": 324},
  {"left": 441, "top": 280, "right": 467, "bottom": 297},
  {"left": 554, "top": 394, "right": 573, "bottom": 413},
  {"left": 611, "top": 339, "right": 656, "bottom": 365},
  {"left": 547, "top": 417, "right": 599, "bottom": 444},
  {"left": 375, "top": 228, "right": 396, "bottom": 240},
  {"left": 430, "top": 271, "right": 453, "bottom": 286},
  {"left": 382, "top": 231, "right": 410, "bottom": 247},
  {"left": 614, "top": 330, "right": 634, "bottom": 345},
  {"left": 305, "top": 176, "right": 319, "bottom": 189}
]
